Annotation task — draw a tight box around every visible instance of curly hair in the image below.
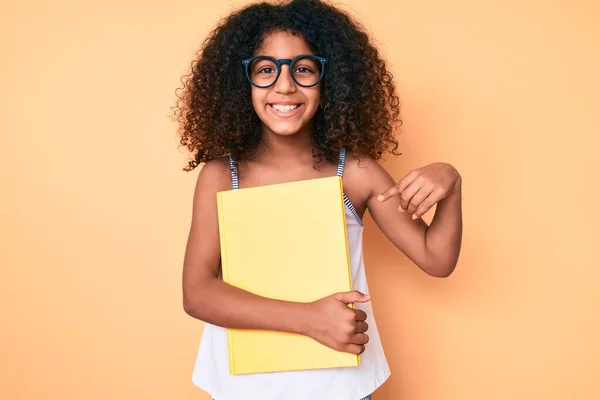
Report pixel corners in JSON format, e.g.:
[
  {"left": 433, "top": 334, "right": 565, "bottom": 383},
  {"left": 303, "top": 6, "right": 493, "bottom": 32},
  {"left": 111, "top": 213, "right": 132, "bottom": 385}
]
[{"left": 174, "top": 0, "right": 401, "bottom": 171}]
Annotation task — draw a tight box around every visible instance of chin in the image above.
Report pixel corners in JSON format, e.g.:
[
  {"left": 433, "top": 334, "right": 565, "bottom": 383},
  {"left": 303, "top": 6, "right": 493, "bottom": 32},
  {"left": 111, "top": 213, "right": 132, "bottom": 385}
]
[
  {"left": 261, "top": 111, "right": 316, "bottom": 137},
  {"left": 268, "top": 124, "right": 305, "bottom": 136}
]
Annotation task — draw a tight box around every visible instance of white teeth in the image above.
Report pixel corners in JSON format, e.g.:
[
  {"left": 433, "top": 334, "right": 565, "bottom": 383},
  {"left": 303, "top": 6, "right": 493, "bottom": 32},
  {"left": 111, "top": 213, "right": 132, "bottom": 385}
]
[{"left": 271, "top": 104, "right": 299, "bottom": 112}]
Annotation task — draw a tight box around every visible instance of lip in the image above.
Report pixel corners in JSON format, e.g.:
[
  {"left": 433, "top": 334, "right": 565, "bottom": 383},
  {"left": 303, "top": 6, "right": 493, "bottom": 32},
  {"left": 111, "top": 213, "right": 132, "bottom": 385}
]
[{"left": 268, "top": 103, "right": 303, "bottom": 118}]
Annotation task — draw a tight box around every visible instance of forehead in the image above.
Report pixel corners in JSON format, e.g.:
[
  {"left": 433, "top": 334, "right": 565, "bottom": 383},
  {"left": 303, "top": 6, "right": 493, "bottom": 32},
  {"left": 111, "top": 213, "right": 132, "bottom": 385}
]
[{"left": 255, "top": 30, "right": 313, "bottom": 58}]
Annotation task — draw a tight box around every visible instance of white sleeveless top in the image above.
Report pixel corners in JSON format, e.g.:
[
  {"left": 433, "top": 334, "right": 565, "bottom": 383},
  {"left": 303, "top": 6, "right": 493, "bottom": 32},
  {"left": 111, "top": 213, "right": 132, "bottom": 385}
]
[{"left": 191, "top": 149, "right": 390, "bottom": 400}]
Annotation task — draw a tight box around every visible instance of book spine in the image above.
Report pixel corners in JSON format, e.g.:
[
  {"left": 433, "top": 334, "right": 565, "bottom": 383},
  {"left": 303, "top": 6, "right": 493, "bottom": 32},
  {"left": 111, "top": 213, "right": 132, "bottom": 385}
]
[
  {"left": 337, "top": 177, "right": 360, "bottom": 366},
  {"left": 337, "top": 177, "right": 354, "bottom": 295},
  {"left": 216, "top": 191, "right": 237, "bottom": 374}
]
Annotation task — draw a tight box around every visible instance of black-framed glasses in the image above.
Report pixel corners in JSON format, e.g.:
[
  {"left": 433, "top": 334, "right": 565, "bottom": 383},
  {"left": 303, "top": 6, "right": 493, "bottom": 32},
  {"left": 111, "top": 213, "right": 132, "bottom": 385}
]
[{"left": 242, "top": 54, "right": 327, "bottom": 88}]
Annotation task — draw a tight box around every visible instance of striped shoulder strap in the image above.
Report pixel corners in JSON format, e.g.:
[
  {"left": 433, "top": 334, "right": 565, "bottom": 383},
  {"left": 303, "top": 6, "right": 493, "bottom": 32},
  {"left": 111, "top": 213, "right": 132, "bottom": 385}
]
[
  {"left": 336, "top": 147, "right": 347, "bottom": 177},
  {"left": 228, "top": 154, "right": 239, "bottom": 190},
  {"left": 336, "top": 148, "right": 364, "bottom": 227}
]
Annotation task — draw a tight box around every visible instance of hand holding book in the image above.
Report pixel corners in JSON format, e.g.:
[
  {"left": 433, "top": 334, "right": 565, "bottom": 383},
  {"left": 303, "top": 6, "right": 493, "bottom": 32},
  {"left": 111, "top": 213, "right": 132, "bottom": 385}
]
[{"left": 303, "top": 290, "right": 371, "bottom": 355}]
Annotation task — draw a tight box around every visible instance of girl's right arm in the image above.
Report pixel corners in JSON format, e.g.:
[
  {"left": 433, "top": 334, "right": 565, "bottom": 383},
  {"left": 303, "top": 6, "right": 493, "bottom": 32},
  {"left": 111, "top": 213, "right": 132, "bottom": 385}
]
[{"left": 181, "top": 159, "right": 370, "bottom": 355}]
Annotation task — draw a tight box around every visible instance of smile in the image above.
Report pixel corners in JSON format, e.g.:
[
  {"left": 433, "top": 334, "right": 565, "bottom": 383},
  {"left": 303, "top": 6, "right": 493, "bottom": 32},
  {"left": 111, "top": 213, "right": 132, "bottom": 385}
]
[
  {"left": 268, "top": 103, "right": 303, "bottom": 117},
  {"left": 270, "top": 104, "right": 300, "bottom": 112}
]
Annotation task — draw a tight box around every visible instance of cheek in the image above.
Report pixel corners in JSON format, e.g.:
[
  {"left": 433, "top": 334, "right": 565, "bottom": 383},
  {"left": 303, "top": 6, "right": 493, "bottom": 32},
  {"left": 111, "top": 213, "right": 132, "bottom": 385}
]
[
  {"left": 305, "top": 90, "right": 321, "bottom": 113},
  {"left": 250, "top": 88, "right": 266, "bottom": 112}
]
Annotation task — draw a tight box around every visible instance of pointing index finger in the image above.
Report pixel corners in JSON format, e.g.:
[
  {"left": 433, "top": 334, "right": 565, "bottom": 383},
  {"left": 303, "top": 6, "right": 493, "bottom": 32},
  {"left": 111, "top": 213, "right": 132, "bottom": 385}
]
[
  {"left": 376, "top": 185, "right": 400, "bottom": 202},
  {"left": 377, "top": 170, "right": 419, "bottom": 202}
]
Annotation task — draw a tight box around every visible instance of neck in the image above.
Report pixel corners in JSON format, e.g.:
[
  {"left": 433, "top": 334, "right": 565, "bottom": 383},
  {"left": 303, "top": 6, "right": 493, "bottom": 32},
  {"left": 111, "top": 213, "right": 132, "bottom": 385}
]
[{"left": 255, "top": 124, "right": 314, "bottom": 164}]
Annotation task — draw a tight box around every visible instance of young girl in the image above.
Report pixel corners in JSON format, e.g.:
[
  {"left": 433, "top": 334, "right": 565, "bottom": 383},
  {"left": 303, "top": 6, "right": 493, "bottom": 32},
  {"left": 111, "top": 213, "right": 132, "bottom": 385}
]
[{"left": 175, "top": 0, "right": 462, "bottom": 399}]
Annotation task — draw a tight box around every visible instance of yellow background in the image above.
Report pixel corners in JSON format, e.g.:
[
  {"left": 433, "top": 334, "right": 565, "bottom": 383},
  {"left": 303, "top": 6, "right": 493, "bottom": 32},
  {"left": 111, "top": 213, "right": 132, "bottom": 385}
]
[{"left": 2, "top": 0, "right": 599, "bottom": 399}]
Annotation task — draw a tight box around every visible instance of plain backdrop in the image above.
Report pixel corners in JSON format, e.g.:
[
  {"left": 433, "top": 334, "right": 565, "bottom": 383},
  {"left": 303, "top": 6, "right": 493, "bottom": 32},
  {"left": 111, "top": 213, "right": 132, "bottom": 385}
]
[{"left": 1, "top": 0, "right": 599, "bottom": 399}]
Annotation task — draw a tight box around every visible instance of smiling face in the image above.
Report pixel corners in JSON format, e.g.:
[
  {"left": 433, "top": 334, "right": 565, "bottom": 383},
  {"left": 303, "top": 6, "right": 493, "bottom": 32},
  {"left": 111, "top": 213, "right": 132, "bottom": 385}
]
[{"left": 249, "top": 30, "right": 322, "bottom": 139}]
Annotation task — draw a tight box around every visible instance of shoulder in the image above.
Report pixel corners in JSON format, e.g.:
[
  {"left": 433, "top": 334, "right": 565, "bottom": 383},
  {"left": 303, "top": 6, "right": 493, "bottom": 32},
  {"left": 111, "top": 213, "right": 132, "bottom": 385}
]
[
  {"left": 198, "top": 156, "right": 232, "bottom": 177},
  {"left": 193, "top": 157, "right": 233, "bottom": 197},
  {"left": 344, "top": 151, "right": 384, "bottom": 174},
  {"left": 345, "top": 151, "right": 395, "bottom": 188},
  {"left": 342, "top": 151, "right": 397, "bottom": 206}
]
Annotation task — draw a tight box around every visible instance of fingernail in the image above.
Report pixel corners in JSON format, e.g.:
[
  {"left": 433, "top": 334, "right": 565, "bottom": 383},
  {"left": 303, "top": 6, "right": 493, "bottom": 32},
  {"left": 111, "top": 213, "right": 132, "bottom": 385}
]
[
  {"left": 412, "top": 214, "right": 418, "bottom": 220},
  {"left": 377, "top": 195, "right": 384, "bottom": 201}
]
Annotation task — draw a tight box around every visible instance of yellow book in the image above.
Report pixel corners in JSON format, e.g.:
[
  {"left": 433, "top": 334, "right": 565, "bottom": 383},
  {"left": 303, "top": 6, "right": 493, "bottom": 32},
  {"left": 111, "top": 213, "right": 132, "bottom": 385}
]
[{"left": 216, "top": 175, "right": 359, "bottom": 375}]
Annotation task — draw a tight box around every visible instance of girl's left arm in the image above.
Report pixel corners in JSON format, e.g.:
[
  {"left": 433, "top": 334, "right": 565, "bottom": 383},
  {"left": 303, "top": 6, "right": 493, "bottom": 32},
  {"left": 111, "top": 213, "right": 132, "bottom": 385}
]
[{"left": 361, "top": 159, "right": 463, "bottom": 277}]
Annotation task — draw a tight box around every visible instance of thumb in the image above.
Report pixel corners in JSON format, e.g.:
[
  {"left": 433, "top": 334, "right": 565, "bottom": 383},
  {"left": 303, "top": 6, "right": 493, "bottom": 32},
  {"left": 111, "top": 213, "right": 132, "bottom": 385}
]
[{"left": 335, "top": 290, "right": 371, "bottom": 304}]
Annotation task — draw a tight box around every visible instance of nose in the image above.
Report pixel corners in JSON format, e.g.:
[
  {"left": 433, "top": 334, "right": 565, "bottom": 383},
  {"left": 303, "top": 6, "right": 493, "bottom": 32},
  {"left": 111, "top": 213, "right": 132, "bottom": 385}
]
[{"left": 274, "top": 64, "right": 296, "bottom": 94}]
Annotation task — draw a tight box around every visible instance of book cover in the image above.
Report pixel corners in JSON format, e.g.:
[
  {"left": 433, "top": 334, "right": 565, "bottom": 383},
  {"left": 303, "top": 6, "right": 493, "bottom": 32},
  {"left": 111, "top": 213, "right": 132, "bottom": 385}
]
[{"left": 216, "top": 176, "right": 359, "bottom": 375}]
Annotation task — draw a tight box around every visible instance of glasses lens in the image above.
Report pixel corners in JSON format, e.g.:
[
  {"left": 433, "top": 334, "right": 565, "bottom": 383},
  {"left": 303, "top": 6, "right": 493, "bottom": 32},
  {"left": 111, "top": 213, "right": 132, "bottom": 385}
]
[
  {"left": 292, "top": 56, "right": 322, "bottom": 87},
  {"left": 249, "top": 57, "right": 278, "bottom": 87}
]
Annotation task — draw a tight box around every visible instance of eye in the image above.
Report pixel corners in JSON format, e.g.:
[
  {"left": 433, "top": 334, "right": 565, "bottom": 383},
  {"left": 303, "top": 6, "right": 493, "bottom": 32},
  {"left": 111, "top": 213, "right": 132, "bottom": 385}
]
[
  {"left": 257, "top": 67, "right": 275, "bottom": 74},
  {"left": 251, "top": 58, "right": 277, "bottom": 75},
  {"left": 295, "top": 66, "right": 313, "bottom": 74}
]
